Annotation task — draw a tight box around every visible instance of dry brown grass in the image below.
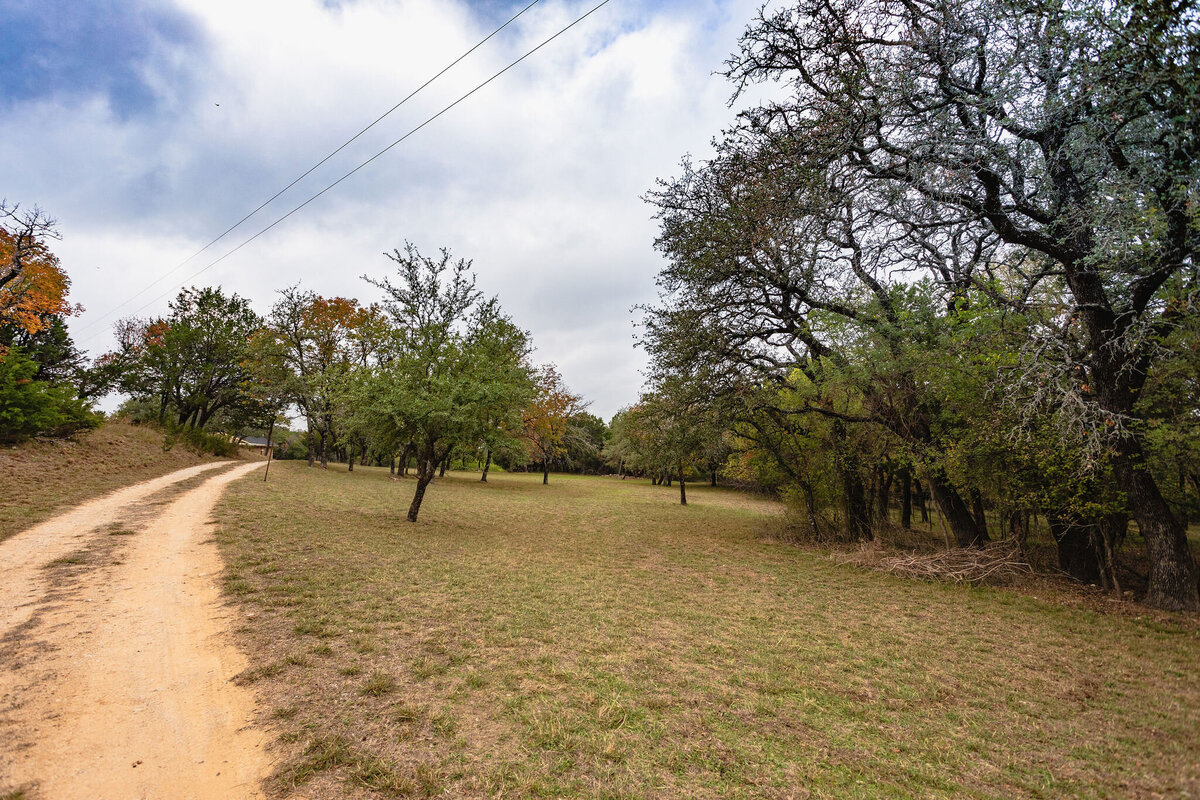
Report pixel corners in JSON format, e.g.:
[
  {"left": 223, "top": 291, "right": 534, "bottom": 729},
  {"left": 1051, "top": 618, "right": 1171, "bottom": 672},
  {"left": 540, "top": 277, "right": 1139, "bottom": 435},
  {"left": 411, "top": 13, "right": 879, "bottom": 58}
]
[
  {"left": 0, "top": 419, "right": 220, "bottom": 542},
  {"left": 215, "top": 463, "right": 1200, "bottom": 800}
]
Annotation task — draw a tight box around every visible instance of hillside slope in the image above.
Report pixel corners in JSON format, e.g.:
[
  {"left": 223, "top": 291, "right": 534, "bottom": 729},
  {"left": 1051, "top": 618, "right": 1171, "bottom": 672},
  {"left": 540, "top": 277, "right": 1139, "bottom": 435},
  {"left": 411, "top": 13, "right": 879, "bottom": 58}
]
[{"left": 0, "top": 420, "right": 222, "bottom": 542}]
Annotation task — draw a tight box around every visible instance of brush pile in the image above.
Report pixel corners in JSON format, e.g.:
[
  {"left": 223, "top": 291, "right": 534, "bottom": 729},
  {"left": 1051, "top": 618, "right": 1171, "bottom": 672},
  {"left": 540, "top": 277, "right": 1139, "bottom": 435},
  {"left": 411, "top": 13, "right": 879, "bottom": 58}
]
[{"left": 838, "top": 542, "right": 1033, "bottom": 586}]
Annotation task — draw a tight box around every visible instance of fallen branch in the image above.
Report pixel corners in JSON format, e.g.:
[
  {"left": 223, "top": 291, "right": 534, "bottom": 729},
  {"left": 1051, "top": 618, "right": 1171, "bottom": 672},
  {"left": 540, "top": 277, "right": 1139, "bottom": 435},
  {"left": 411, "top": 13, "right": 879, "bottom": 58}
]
[{"left": 836, "top": 542, "right": 1033, "bottom": 586}]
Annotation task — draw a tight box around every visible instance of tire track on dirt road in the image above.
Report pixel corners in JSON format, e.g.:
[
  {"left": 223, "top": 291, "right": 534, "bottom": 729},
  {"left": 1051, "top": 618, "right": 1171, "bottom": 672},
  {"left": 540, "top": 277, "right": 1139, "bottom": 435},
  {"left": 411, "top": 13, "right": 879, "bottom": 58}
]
[
  {"left": 0, "top": 460, "right": 229, "bottom": 635},
  {"left": 1, "top": 460, "right": 272, "bottom": 799}
]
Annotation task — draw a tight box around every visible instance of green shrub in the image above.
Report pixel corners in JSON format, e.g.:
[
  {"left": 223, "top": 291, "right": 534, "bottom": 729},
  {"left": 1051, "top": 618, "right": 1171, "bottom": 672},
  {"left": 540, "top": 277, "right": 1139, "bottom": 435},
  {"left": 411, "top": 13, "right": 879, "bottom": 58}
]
[
  {"left": 161, "top": 424, "right": 238, "bottom": 457},
  {"left": 0, "top": 348, "right": 100, "bottom": 444}
]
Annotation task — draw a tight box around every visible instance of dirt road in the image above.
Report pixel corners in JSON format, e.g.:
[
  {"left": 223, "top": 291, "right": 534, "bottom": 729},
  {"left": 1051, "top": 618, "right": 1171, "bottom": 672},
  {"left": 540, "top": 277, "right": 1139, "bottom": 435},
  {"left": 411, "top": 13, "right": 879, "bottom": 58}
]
[{"left": 0, "top": 460, "right": 271, "bottom": 799}]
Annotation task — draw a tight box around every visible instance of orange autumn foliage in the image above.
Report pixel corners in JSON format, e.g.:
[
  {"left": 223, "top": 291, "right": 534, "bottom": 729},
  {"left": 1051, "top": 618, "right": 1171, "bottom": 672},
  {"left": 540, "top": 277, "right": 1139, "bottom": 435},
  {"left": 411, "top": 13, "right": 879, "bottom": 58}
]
[
  {"left": 0, "top": 227, "right": 73, "bottom": 337},
  {"left": 300, "top": 295, "right": 362, "bottom": 363},
  {"left": 522, "top": 363, "right": 586, "bottom": 464}
]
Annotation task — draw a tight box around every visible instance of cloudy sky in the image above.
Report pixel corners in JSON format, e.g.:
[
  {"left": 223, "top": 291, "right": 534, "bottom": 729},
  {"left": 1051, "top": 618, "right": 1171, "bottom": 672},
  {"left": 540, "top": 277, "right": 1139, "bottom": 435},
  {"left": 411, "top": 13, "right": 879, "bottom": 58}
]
[{"left": 1, "top": 0, "right": 767, "bottom": 420}]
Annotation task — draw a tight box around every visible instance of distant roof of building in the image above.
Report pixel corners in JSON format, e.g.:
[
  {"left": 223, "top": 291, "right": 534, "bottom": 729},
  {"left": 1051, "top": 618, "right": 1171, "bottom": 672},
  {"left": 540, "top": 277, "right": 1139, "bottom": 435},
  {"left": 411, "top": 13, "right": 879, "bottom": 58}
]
[{"left": 241, "top": 436, "right": 271, "bottom": 446}]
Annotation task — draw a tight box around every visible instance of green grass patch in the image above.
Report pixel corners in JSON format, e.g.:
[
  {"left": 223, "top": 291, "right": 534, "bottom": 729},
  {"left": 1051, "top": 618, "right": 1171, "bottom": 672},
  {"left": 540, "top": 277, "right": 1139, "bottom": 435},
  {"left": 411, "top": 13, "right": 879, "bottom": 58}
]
[
  {"left": 361, "top": 671, "right": 398, "bottom": 696},
  {"left": 215, "top": 463, "right": 1200, "bottom": 799},
  {"left": 43, "top": 554, "right": 88, "bottom": 568}
]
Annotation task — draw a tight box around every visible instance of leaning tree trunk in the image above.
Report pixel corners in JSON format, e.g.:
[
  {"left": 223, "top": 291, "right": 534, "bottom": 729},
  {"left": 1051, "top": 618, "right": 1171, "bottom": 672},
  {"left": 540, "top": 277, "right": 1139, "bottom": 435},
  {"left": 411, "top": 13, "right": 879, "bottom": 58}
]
[
  {"left": 481, "top": 449, "right": 491, "bottom": 482},
  {"left": 925, "top": 473, "right": 987, "bottom": 548},
  {"left": 263, "top": 418, "right": 275, "bottom": 483},
  {"left": 678, "top": 461, "right": 687, "bottom": 506},
  {"left": 407, "top": 446, "right": 440, "bottom": 522}
]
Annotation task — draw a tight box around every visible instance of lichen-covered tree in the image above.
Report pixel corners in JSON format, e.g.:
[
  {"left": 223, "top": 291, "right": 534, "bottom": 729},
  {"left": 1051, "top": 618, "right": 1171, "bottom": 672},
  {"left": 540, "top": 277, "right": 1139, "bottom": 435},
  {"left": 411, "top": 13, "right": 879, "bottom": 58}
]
[{"left": 647, "top": 0, "right": 1199, "bottom": 609}]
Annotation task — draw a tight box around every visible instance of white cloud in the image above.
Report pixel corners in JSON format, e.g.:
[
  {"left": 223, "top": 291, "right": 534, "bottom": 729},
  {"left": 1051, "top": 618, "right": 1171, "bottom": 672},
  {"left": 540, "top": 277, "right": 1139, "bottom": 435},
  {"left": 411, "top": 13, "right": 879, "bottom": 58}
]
[{"left": 2, "top": 0, "right": 765, "bottom": 419}]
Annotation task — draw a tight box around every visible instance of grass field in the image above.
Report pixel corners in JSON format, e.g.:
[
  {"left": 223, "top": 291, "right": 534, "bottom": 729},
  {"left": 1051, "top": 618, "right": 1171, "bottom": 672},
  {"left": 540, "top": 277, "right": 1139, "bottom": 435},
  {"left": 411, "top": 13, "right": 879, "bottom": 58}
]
[
  {"left": 214, "top": 462, "right": 1200, "bottom": 799},
  {"left": 0, "top": 420, "right": 218, "bottom": 542}
]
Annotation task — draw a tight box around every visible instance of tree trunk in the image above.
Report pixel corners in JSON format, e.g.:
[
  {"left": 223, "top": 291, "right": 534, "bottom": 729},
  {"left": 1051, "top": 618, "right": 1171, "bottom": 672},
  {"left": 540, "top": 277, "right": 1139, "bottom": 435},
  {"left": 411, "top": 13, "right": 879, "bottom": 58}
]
[
  {"left": 801, "top": 480, "right": 821, "bottom": 540},
  {"left": 319, "top": 431, "right": 328, "bottom": 469},
  {"left": 390, "top": 455, "right": 395, "bottom": 475},
  {"left": 481, "top": 449, "right": 491, "bottom": 482},
  {"left": 710, "top": 469, "right": 717, "bottom": 487},
  {"left": 875, "top": 468, "right": 892, "bottom": 526},
  {"left": 1097, "top": 513, "right": 1126, "bottom": 594},
  {"left": 307, "top": 428, "right": 315, "bottom": 468},
  {"left": 198, "top": 403, "right": 218, "bottom": 428},
  {"left": 542, "top": 463, "right": 549, "bottom": 485},
  {"left": 263, "top": 418, "right": 275, "bottom": 482},
  {"left": 842, "top": 467, "right": 872, "bottom": 542},
  {"left": 970, "top": 489, "right": 990, "bottom": 542},
  {"left": 407, "top": 446, "right": 439, "bottom": 522},
  {"left": 348, "top": 443, "right": 354, "bottom": 472},
  {"left": 833, "top": 421, "right": 871, "bottom": 541},
  {"left": 925, "top": 473, "right": 986, "bottom": 547},
  {"left": 1049, "top": 515, "right": 1104, "bottom": 584},
  {"left": 914, "top": 478, "right": 930, "bottom": 523},
  {"left": 407, "top": 471, "right": 434, "bottom": 522},
  {"left": 1113, "top": 438, "right": 1200, "bottom": 611},
  {"left": 900, "top": 471, "right": 912, "bottom": 530},
  {"left": 1008, "top": 510, "right": 1028, "bottom": 554},
  {"left": 678, "top": 461, "right": 687, "bottom": 506}
]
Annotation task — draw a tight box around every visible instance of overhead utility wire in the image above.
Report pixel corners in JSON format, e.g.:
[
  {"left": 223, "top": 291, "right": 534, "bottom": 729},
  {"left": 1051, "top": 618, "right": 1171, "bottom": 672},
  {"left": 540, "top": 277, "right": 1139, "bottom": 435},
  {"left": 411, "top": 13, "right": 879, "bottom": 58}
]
[
  {"left": 77, "top": 0, "right": 543, "bottom": 337},
  {"left": 80, "top": 0, "right": 614, "bottom": 347}
]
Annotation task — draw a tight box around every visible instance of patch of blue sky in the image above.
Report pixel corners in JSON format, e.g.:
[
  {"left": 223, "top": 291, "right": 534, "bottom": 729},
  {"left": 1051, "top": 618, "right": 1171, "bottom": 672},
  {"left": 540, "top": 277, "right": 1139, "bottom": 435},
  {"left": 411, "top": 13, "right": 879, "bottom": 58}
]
[{"left": 0, "top": 0, "right": 203, "bottom": 117}]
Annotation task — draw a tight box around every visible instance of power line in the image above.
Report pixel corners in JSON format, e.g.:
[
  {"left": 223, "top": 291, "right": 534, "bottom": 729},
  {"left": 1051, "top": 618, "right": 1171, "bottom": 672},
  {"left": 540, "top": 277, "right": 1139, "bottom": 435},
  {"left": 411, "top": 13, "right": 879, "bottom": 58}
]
[
  {"left": 76, "top": 0, "right": 544, "bottom": 337},
  {"left": 80, "top": 0, "right": 614, "bottom": 348}
]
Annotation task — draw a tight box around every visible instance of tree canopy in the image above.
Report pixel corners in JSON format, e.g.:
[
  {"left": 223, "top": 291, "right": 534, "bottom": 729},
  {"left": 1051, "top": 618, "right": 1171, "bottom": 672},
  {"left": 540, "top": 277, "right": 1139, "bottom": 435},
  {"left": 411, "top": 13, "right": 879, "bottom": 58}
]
[{"left": 642, "top": 0, "right": 1200, "bottom": 610}]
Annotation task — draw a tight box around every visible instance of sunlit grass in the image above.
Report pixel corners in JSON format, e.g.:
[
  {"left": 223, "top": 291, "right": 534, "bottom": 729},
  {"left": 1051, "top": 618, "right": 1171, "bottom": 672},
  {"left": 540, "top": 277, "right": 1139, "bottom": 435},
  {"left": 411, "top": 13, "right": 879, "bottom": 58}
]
[{"left": 215, "top": 461, "right": 1200, "bottom": 799}]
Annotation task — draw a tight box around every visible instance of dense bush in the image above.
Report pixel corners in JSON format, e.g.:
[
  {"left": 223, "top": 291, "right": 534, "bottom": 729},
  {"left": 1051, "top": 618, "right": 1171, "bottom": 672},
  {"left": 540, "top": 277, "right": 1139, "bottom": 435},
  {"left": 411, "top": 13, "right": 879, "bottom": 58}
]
[{"left": 0, "top": 348, "right": 100, "bottom": 443}]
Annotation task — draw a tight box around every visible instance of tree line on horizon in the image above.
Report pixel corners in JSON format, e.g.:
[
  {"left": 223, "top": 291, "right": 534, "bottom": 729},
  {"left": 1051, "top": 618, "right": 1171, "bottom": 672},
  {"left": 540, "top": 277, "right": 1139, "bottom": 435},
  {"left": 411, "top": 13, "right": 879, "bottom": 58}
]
[
  {"left": 0, "top": 221, "right": 610, "bottom": 521},
  {"left": 102, "top": 244, "right": 615, "bottom": 521}
]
